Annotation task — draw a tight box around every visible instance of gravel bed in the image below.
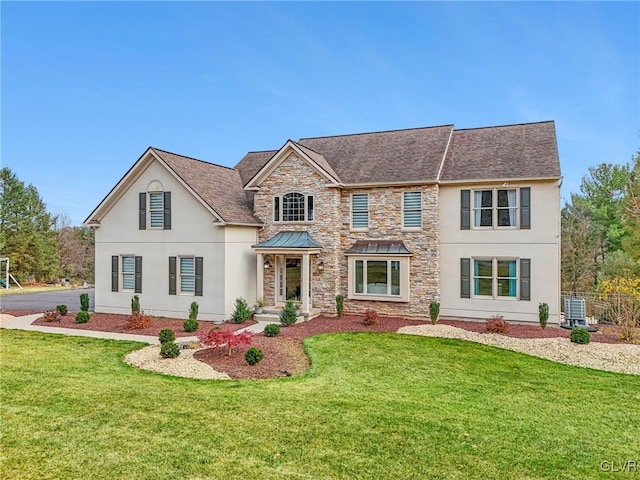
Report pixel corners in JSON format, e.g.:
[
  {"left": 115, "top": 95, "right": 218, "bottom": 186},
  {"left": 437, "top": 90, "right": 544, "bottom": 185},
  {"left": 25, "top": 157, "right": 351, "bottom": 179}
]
[
  {"left": 398, "top": 324, "right": 640, "bottom": 375},
  {"left": 124, "top": 345, "right": 230, "bottom": 380}
]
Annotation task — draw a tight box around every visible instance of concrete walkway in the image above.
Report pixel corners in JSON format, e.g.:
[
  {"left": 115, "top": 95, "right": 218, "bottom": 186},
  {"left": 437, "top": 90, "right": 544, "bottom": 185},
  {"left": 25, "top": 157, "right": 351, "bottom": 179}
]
[{"left": 0, "top": 313, "right": 270, "bottom": 344}]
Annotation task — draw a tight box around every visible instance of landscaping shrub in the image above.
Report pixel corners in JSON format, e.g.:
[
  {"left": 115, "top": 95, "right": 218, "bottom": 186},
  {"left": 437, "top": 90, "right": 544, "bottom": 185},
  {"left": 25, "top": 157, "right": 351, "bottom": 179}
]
[
  {"left": 336, "top": 294, "right": 344, "bottom": 318},
  {"left": 126, "top": 312, "right": 150, "bottom": 330},
  {"left": 183, "top": 318, "right": 199, "bottom": 333},
  {"left": 245, "top": 347, "right": 264, "bottom": 365},
  {"left": 160, "top": 341, "right": 180, "bottom": 358},
  {"left": 362, "top": 309, "right": 379, "bottom": 326},
  {"left": 429, "top": 302, "right": 440, "bottom": 325},
  {"left": 199, "top": 328, "right": 252, "bottom": 356},
  {"left": 158, "top": 329, "right": 176, "bottom": 344},
  {"left": 539, "top": 302, "right": 549, "bottom": 329},
  {"left": 280, "top": 300, "right": 298, "bottom": 326},
  {"left": 131, "top": 295, "right": 140, "bottom": 315},
  {"left": 570, "top": 328, "right": 590, "bottom": 344},
  {"left": 75, "top": 311, "right": 90, "bottom": 324},
  {"left": 189, "top": 301, "right": 199, "bottom": 320},
  {"left": 486, "top": 315, "right": 508, "bottom": 334},
  {"left": 80, "top": 293, "right": 90, "bottom": 312},
  {"left": 231, "top": 297, "right": 253, "bottom": 324},
  {"left": 56, "top": 304, "right": 68, "bottom": 316},
  {"left": 43, "top": 310, "right": 61, "bottom": 322},
  {"left": 264, "top": 323, "right": 280, "bottom": 337}
]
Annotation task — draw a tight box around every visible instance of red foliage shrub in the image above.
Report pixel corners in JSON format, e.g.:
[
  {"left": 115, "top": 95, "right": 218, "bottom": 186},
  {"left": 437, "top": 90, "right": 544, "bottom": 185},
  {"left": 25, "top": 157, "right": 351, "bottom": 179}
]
[
  {"left": 362, "top": 309, "right": 379, "bottom": 326},
  {"left": 199, "top": 328, "right": 253, "bottom": 356},
  {"left": 486, "top": 315, "right": 509, "bottom": 334},
  {"left": 43, "top": 310, "right": 61, "bottom": 322},
  {"left": 126, "top": 312, "right": 151, "bottom": 330}
]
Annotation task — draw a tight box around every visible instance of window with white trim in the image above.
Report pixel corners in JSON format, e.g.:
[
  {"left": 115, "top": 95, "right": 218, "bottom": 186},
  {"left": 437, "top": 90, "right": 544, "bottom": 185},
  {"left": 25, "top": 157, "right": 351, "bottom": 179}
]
[
  {"left": 273, "top": 193, "right": 314, "bottom": 222},
  {"left": 403, "top": 191, "right": 422, "bottom": 228},
  {"left": 121, "top": 256, "right": 135, "bottom": 291},
  {"left": 149, "top": 192, "right": 164, "bottom": 228},
  {"left": 473, "top": 258, "right": 517, "bottom": 298},
  {"left": 473, "top": 189, "right": 517, "bottom": 228},
  {"left": 351, "top": 193, "right": 369, "bottom": 229},
  {"left": 180, "top": 257, "right": 195, "bottom": 294},
  {"left": 348, "top": 256, "right": 409, "bottom": 302}
]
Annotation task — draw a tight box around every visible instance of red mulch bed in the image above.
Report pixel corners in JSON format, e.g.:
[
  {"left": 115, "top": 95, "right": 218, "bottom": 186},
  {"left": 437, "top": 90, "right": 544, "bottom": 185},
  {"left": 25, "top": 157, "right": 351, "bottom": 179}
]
[
  {"left": 31, "top": 312, "right": 252, "bottom": 337},
  {"left": 2, "top": 309, "right": 44, "bottom": 316},
  {"left": 19, "top": 311, "right": 635, "bottom": 380}
]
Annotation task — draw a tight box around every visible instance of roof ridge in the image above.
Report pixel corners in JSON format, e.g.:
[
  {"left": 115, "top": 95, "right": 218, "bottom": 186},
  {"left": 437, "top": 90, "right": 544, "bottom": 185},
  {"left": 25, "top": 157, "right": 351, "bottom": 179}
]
[
  {"left": 291, "top": 141, "right": 323, "bottom": 157},
  {"left": 150, "top": 147, "right": 237, "bottom": 172},
  {"left": 298, "top": 124, "right": 454, "bottom": 141},
  {"left": 453, "top": 120, "right": 555, "bottom": 132},
  {"left": 243, "top": 149, "right": 279, "bottom": 154}
]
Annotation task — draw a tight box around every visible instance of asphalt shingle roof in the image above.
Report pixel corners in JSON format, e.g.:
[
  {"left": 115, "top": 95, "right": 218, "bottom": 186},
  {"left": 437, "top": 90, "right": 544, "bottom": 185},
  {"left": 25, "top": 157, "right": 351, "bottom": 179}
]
[{"left": 151, "top": 148, "right": 261, "bottom": 225}]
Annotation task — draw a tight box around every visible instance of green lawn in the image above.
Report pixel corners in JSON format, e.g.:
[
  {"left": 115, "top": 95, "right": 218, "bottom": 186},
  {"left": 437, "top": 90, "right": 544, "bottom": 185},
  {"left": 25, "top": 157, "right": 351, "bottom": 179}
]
[
  {"left": 1, "top": 330, "right": 639, "bottom": 479},
  {"left": 0, "top": 285, "right": 73, "bottom": 296}
]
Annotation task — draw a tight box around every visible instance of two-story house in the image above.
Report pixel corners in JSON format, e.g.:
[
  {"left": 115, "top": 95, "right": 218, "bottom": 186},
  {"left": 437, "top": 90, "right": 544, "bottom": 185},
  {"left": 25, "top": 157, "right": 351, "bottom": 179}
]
[{"left": 85, "top": 121, "right": 561, "bottom": 324}]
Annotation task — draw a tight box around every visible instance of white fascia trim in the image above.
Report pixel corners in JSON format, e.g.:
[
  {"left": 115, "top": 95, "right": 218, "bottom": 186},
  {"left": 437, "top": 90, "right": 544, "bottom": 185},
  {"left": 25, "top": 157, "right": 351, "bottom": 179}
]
[
  {"left": 438, "top": 176, "right": 561, "bottom": 186},
  {"left": 342, "top": 180, "right": 437, "bottom": 189},
  {"left": 244, "top": 141, "right": 340, "bottom": 189},
  {"left": 436, "top": 126, "right": 454, "bottom": 181},
  {"left": 252, "top": 247, "right": 322, "bottom": 254}
]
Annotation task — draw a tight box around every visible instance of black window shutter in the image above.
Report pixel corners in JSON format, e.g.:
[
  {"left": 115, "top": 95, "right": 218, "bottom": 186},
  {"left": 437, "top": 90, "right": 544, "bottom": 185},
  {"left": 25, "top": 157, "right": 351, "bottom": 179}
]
[
  {"left": 307, "top": 195, "right": 314, "bottom": 221},
  {"left": 139, "top": 193, "right": 146, "bottom": 230},
  {"left": 460, "top": 258, "right": 471, "bottom": 298},
  {"left": 274, "top": 197, "right": 280, "bottom": 221},
  {"left": 195, "top": 257, "right": 203, "bottom": 297},
  {"left": 134, "top": 256, "right": 142, "bottom": 294},
  {"left": 111, "top": 256, "right": 119, "bottom": 292},
  {"left": 520, "top": 187, "right": 531, "bottom": 230},
  {"left": 163, "top": 192, "right": 171, "bottom": 230},
  {"left": 460, "top": 190, "right": 471, "bottom": 230},
  {"left": 169, "top": 257, "right": 176, "bottom": 295},
  {"left": 520, "top": 258, "right": 531, "bottom": 301}
]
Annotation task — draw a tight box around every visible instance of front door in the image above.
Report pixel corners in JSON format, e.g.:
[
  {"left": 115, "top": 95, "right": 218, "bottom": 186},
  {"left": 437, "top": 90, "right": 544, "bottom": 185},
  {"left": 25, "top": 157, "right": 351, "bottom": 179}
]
[{"left": 276, "top": 256, "right": 302, "bottom": 304}]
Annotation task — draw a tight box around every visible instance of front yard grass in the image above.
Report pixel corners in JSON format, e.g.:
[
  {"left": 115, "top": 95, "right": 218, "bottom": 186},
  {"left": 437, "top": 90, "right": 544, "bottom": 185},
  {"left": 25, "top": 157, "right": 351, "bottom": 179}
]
[
  {"left": 1, "top": 330, "right": 639, "bottom": 479},
  {"left": 0, "top": 285, "right": 73, "bottom": 296}
]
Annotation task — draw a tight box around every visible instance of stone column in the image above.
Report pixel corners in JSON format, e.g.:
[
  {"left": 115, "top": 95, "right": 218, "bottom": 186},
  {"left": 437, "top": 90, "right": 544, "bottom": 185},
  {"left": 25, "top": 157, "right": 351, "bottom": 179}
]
[
  {"left": 256, "top": 252, "right": 264, "bottom": 304},
  {"left": 301, "top": 253, "right": 310, "bottom": 314}
]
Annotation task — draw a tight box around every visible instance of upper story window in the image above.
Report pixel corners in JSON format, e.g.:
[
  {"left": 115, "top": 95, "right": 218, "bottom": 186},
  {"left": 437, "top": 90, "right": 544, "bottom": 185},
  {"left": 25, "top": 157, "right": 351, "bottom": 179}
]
[
  {"left": 273, "top": 193, "right": 314, "bottom": 222},
  {"left": 403, "top": 191, "right": 422, "bottom": 229},
  {"left": 461, "top": 187, "right": 530, "bottom": 230},
  {"left": 139, "top": 188, "right": 171, "bottom": 230},
  {"left": 474, "top": 189, "right": 517, "bottom": 227},
  {"left": 351, "top": 193, "right": 369, "bottom": 229}
]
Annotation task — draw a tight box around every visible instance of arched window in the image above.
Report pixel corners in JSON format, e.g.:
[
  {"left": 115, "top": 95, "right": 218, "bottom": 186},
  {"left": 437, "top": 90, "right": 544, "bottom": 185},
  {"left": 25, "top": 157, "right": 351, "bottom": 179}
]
[{"left": 274, "top": 192, "right": 314, "bottom": 222}]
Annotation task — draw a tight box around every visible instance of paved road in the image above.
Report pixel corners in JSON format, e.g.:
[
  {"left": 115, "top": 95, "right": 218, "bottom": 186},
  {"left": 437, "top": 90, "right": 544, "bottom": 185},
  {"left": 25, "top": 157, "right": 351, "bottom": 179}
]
[{"left": 0, "top": 288, "right": 95, "bottom": 312}]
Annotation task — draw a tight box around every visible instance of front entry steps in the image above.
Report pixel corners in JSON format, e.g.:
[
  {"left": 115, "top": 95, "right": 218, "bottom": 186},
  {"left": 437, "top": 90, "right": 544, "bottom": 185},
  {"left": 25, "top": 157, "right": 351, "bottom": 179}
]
[{"left": 255, "top": 306, "right": 322, "bottom": 323}]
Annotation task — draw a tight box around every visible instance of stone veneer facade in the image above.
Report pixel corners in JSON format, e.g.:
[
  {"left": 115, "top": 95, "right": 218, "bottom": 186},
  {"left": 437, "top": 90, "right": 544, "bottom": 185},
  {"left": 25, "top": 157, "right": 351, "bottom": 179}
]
[{"left": 253, "top": 152, "right": 440, "bottom": 319}]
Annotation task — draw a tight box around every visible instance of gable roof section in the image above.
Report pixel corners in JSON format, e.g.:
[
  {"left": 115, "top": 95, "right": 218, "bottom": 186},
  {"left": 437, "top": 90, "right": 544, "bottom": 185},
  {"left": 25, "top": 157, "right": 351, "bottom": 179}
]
[
  {"left": 440, "top": 121, "right": 560, "bottom": 182},
  {"left": 151, "top": 148, "right": 260, "bottom": 225},
  {"left": 236, "top": 150, "right": 278, "bottom": 187},
  {"left": 242, "top": 140, "right": 342, "bottom": 188},
  {"left": 297, "top": 125, "right": 454, "bottom": 184},
  {"left": 85, "top": 147, "right": 261, "bottom": 226}
]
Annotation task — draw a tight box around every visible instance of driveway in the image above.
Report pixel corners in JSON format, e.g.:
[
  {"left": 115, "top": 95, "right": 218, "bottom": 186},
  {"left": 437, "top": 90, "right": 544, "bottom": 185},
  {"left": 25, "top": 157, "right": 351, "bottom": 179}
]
[{"left": 0, "top": 288, "right": 95, "bottom": 312}]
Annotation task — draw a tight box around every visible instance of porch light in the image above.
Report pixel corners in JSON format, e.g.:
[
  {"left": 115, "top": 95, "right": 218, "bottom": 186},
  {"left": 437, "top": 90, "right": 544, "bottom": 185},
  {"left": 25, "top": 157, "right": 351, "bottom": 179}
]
[
  {"left": 263, "top": 260, "right": 271, "bottom": 269},
  {"left": 318, "top": 261, "right": 324, "bottom": 271}
]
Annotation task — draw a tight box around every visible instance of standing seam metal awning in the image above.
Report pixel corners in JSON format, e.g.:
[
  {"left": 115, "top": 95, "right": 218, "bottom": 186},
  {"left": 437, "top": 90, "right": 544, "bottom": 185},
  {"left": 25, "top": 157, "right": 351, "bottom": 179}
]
[
  {"left": 253, "top": 231, "right": 322, "bottom": 249},
  {"left": 344, "top": 240, "right": 412, "bottom": 255}
]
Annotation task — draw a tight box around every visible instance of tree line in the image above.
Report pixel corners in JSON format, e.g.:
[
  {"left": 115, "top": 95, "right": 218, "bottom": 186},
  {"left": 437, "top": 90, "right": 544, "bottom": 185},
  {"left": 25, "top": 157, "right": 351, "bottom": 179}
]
[
  {"left": 562, "top": 149, "right": 639, "bottom": 292},
  {"left": 0, "top": 167, "right": 94, "bottom": 284}
]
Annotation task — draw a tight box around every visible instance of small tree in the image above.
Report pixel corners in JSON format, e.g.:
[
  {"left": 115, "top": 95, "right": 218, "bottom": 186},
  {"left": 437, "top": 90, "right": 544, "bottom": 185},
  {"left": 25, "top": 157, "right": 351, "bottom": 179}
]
[
  {"left": 429, "top": 302, "right": 440, "bottom": 325},
  {"left": 80, "top": 293, "right": 90, "bottom": 312},
  {"left": 231, "top": 297, "right": 253, "bottom": 324},
  {"left": 131, "top": 295, "right": 140, "bottom": 314},
  {"left": 280, "top": 300, "right": 298, "bottom": 326},
  {"left": 199, "top": 329, "right": 252, "bottom": 356},
  {"left": 538, "top": 303, "right": 549, "bottom": 329},
  {"left": 335, "top": 294, "right": 344, "bottom": 318},
  {"left": 184, "top": 301, "right": 199, "bottom": 332}
]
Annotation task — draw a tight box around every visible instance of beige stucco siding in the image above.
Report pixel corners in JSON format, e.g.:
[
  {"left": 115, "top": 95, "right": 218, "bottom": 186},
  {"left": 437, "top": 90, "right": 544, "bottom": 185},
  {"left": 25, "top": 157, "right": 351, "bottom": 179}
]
[
  {"left": 439, "top": 181, "right": 561, "bottom": 324},
  {"left": 94, "top": 159, "right": 257, "bottom": 322}
]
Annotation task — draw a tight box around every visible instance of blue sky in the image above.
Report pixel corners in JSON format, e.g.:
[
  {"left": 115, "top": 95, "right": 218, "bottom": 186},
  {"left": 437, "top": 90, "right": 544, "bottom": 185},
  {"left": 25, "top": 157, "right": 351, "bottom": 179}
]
[{"left": 2, "top": 1, "right": 638, "bottom": 226}]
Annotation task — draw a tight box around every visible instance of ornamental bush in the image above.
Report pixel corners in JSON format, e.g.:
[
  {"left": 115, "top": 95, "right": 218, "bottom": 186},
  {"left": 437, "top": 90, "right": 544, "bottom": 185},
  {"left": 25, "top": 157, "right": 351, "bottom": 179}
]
[
  {"left": 231, "top": 297, "right": 253, "bottom": 324},
  {"left": 279, "top": 300, "right": 298, "bottom": 326},
  {"left": 245, "top": 347, "right": 264, "bottom": 365},
  {"left": 158, "top": 329, "right": 176, "bottom": 344},
  {"left": 539, "top": 302, "right": 549, "bottom": 329},
  {"left": 43, "top": 310, "right": 61, "bottom": 322},
  {"left": 183, "top": 318, "right": 199, "bottom": 333},
  {"left": 126, "top": 312, "right": 150, "bottom": 330},
  {"left": 56, "top": 304, "right": 68, "bottom": 316},
  {"left": 264, "top": 323, "right": 280, "bottom": 337},
  {"left": 75, "top": 311, "right": 90, "bottom": 324},
  {"left": 486, "top": 315, "right": 508, "bottom": 334},
  {"left": 160, "top": 341, "right": 180, "bottom": 358},
  {"left": 570, "top": 328, "right": 590, "bottom": 344},
  {"left": 80, "top": 293, "right": 90, "bottom": 312},
  {"left": 335, "top": 294, "right": 344, "bottom": 318},
  {"left": 362, "top": 309, "right": 379, "bottom": 326},
  {"left": 131, "top": 295, "right": 140, "bottom": 315},
  {"left": 199, "top": 328, "right": 252, "bottom": 356},
  {"left": 429, "top": 302, "right": 440, "bottom": 325}
]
